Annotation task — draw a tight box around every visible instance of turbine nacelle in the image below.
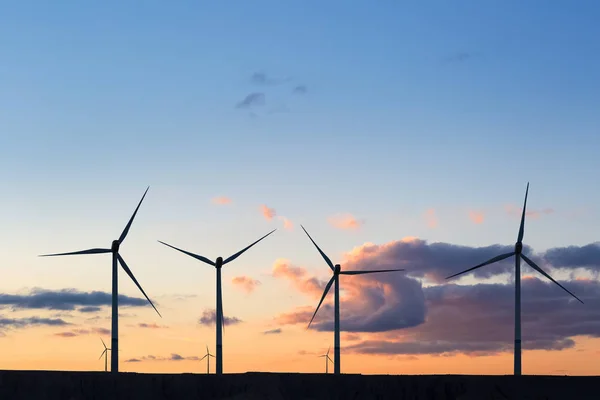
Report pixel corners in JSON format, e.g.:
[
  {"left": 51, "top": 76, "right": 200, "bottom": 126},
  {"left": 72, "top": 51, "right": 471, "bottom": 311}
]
[
  {"left": 215, "top": 257, "right": 224, "bottom": 268},
  {"left": 334, "top": 264, "right": 341, "bottom": 275},
  {"left": 515, "top": 241, "right": 523, "bottom": 254},
  {"left": 111, "top": 240, "right": 120, "bottom": 253}
]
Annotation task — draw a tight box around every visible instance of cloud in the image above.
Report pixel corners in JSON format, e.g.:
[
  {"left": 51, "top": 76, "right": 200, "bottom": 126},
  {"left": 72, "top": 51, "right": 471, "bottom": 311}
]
[
  {"left": 263, "top": 328, "right": 282, "bottom": 335},
  {"left": 0, "top": 289, "right": 149, "bottom": 312},
  {"left": 347, "top": 277, "right": 596, "bottom": 356},
  {"left": 272, "top": 259, "right": 328, "bottom": 298},
  {"left": 279, "top": 216, "right": 294, "bottom": 230},
  {"left": 468, "top": 211, "right": 485, "bottom": 225},
  {"left": 250, "top": 72, "right": 291, "bottom": 86},
  {"left": 505, "top": 205, "right": 554, "bottom": 220},
  {"left": 443, "top": 52, "right": 480, "bottom": 63},
  {"left": 274, "top": 237, "right": 600, "bottom": 356},
  {"left": 231, "top": 276, "right": 261, "bottom": 294},
  {"left": 261, "top": 204, "right": 276, "bottom": 221},
  {"left": 293, "top": 85, "right": 307, "bottom": 95},
  {"left": 543, "top": 243, "right": 600, "bottom": 271},
  {"left": 137, "top": 323, "right": 167, "bottom": 329},
  {"left": 198, "top": 309, "right": 243, "bottom": 326},
  {"left": 125, "top": 354, "right": 200, "bottom": 363},
  {"left": 212, "top": 196, "right": 232, "bottom": 206},
  {"left": 53, "top": 327, "right": 110, "bottom": 338},
  {"left": 78, "top": 306, "right": 102, "bottom": 313},
  {"left": 424, "top": 209, "right": 438, "bottom": 228},
  {"left": 236, "top": 92, "right": 265, "bottom": 109},
  {"left": 0, "top": 316, "right": 70, "bottom": 332},
  {"left": 327, "top": 214, "right": 364, "bottom": 230}
]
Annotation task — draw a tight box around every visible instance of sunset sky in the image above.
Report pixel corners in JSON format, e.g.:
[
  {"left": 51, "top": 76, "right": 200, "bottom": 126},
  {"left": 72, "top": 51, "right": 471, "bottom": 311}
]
[{"left": 1, "top": 1, "right": 600, "bottom": 376}]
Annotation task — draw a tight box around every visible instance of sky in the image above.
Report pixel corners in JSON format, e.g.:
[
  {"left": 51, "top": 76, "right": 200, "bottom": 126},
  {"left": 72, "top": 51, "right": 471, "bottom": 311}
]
[{"left": 1, "top": 0, "right": 600, "bottom": 375}]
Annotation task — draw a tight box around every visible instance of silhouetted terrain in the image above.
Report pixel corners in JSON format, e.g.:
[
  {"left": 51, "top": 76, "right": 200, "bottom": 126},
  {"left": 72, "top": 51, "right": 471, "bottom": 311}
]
[{"left": 0, "top": 370, "right": 598, "bottom": 399}]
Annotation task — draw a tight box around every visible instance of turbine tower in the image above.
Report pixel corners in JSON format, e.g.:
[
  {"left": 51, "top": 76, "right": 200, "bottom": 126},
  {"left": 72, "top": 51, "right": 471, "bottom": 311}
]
[
  {"left": 301, "top": 225, "right": 404, "bottom": 375},
  {"left": 158, "top": 229, "right": 276, "bottom": 375},
  {"left": 99, "top": 337, "right": 111, "bottom": 372},
  {"left": 40, "top": 187, "right": 161, "bottom": 373},
  {"left": 319, "top": 346, "right": 333, "bottom": 374},
  {"left": 446, "top": 182, "right": 583, "bottom": 376},
  {"left": 200, "top": 345, "right": 215, "bottom": 374}
]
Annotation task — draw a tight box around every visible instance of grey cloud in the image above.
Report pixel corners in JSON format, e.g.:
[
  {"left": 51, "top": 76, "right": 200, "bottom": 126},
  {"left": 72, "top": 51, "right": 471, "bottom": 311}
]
[
  {"left": 543, "top": 243, "right": 600, "bottom": 271},
  {"left": 126, "top": 354, "right": 200, "bottom": 362},
  {"left": 263, "top": 328, "right": 282, "bottom": 335},
  {"left": 293, "top": 85, "right": 307, "bottom": 95},
  {"left": 0, "top": 289, "right": 149, "bottom": 312},
  {"left": 0, "top": 316, "right": 70, "bottom": 329},
  {"left": 250, "top": 72, "right": 291, "bottom": 86},
  {"left": 198, "top": 309, "right": 243, "bottom": 326},
  {"left": 235, "top": 92, "right": 265, "bottom": 109}
]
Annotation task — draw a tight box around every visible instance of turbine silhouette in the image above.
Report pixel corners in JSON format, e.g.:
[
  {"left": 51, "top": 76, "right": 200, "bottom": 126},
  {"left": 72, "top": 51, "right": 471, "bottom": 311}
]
[
  {"left": 446, "top": 183, "right": 583, "bottom": 375},
  {"left": 98, "top": 337, "right": 111, "bottom": 372},
  {"left": 318, "top": 346, "right": 334, "bottom": 374},
  {"left": 199, "top": 345, "right": 215, "bottom": 374},
  {"left": 301, "top": 225, "right": 404, "bottom": 375},
  {"left": 158, "top": 229, "right": 276, "bottom": 375},
  {"left": 40, "top": 187, "right": 161, "bottom": 374}
]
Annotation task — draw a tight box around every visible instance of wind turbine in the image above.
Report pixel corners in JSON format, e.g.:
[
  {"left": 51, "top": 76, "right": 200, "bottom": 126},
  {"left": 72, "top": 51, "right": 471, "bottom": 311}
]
[
  {"left": 40, "top": 187, "right": 161, "bottom": 374},
  {"left": 99, "top": 338, "right": 111, "bottom": 372},
  {"left": 158, "top": 229, "right": 276, "bottom": 375},
  {"left": 446, "top": 183, "right": 583, "bottom": 376},
  {"left": 200, "top": 345, "right": 215, "bottom": 374},
  {"left": 301, "top": 225, "right": 404, "bottom": 375},
  {"left": 318, "top": 346, "right": 334, "bottom": 374}
]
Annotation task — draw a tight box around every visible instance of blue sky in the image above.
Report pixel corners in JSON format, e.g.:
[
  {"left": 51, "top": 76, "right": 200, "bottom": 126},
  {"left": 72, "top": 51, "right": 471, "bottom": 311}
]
[{"left": 1, "top": 1, "right": 600, "bottom": 296}]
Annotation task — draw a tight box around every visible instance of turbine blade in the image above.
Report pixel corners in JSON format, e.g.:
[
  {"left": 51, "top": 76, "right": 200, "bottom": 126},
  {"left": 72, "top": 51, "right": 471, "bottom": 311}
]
[
  {"left": 301, "top": 225, "right": 334, "bottom": 271},
  {"left": 209, "top": 354, "right": 215, "bottom": 358},
  {"left": 39, "top": 248, "right": 111, "bottom": 257},
  {"left": 521, "top": 254, "right": 584, "bottom": 304},
  {"left": 118, "top": 186, "right": 149, "bottom": 244},
  {"left": 99, "top": 349, "right": 106, "bottom": 360},
  {"left": 117, "top": 254, "right": 162, "bottom": 317},
  {"left": 517, "top": 182, "right": 529, "bottom": 243},
  {"left": 327, "top": 346, "right": 330, "bottom": 356},
  {"left": 341, "top": 268, "right": 405, "bottom": 275},
  {"left": 206, "top": 345, "right": 209, "bottom": 354},
  {"left": 200, "top": 354, "right": 208, "bottom": 361},
  {"left": 223, "top": 229, "right": 277, "bottom": 265},
  {"left": 100, "top": 337, "right": 107, "bottom": 349},
  {"left": 157, "top": 241, "right": 215, "bottom": 266},
  {"left": 446, "top": 252, "right": 515, "bottom": 280},
  {"left": 308, "top": 276, "right": 335, "bottom": 328}
]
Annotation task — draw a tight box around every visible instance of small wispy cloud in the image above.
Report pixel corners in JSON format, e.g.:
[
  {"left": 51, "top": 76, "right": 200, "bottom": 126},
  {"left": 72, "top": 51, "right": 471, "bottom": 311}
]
[
  {"left": 231, "top": 276, "right": 261, "bottom": 294},
  {"left": 125, "top": 354, "right": 200, "bottom": 363},
  {"left": 250, "top": 72, "right": 292, "bottom": 86},
  {"left": 443, "top": 51, "right": 481, "bottom": 63},
  {"left": 262, "top": 328, "right": 282, "bottom": 335},
  {"left": 505, "top": 205, "right": 554, "bottom": 220},
  {"left": 279, "top": 216, "right": 294, "bottom": 230},
  {"left": 327, "top": 213, "right": 364, "bottom": 230},
  {"left": 212, "top": 196, "right": 232, "bottom": 206},
  {"left": 293, "top": 85, "right": 307, "bottom": 95},
  {"left": 53, "top": 327, "right": 110, "bottom": 338},
  {"left": 424, "top": 209, "right": 438, "bottom": 228},
  {"left": 261, "top": 205, "right": 277, "bottom": 221},
  {"left": 236, "top": 92, "right": 265, "bottom": 109},
  {"left": 137, "top": 323, "right": 167, "bottom": 329},
  {"left": 468, "top": 211, "right": 485, "bottom": 225},
  {"left": 198, "top": 309, "right": 243, "bottom": 326},
  {"left": 0, "top": 316, "right": 71, "bottom": 331}
]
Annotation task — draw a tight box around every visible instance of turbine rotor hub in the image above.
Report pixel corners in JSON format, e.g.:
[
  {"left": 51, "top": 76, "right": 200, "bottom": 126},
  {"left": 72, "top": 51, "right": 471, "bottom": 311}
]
[
  {"left": 216, "top": 256, "right": 223, "bottom": 268},
  {"left": 334, "top": 264, "right": 341, "bottom": 275},
  {"left": 515, "top": 242, "right": 523, "bottom": 254},
  {"left": 111, "top": 240, "right": 120, "bottom": 253}
]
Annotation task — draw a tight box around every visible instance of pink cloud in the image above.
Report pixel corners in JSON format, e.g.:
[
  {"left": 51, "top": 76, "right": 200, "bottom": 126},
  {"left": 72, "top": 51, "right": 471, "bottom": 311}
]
[
  {"left": 279, "top": 216, "right": 294, "bottom": 230},
  {"left": 272, "top": 259, "right": 327, "bottom": 298},
  {"left": 468, "top": 211, "right": 485, "bottom": 225},
  {"left": 212, "top": 196, "right": 232, "bottom": 205},
  {"left": 504, "top": 204, "right": 554, "bottom": 220},
  {"left": 261, "top": 204, "right": 277, "bottom": 220},
  {"left": 231, "top": 276, "right": 261, "bottom": 294},
  {"left": 327, "top": 214, "right": 364, "bottom": 230},
  {"left": 424, "top": 209, "right": 438, "bottom": 228}
]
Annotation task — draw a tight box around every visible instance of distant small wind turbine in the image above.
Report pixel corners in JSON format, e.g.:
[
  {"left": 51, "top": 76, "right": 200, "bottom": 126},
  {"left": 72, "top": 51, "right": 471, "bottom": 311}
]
[
  {"left": 99, "top": 338, "right": 111, "bottom": 372},
  {"left": 446, "top": 183, "right": 583, "bottom": 376},
  {"left": 301, "top": 225, "right": 404, "bottom": 375},
  {"left": 158, "top": 229, "right": 276, "bottom": 375},
  {"left": 200, "top": 345, "right": 215, "bottom": 374},
  {"left": 319, "top": 346, "right": 334, "bottom": 374},
  {"left": 40, "top": 187, "right": 161, "bottom": 374}
]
